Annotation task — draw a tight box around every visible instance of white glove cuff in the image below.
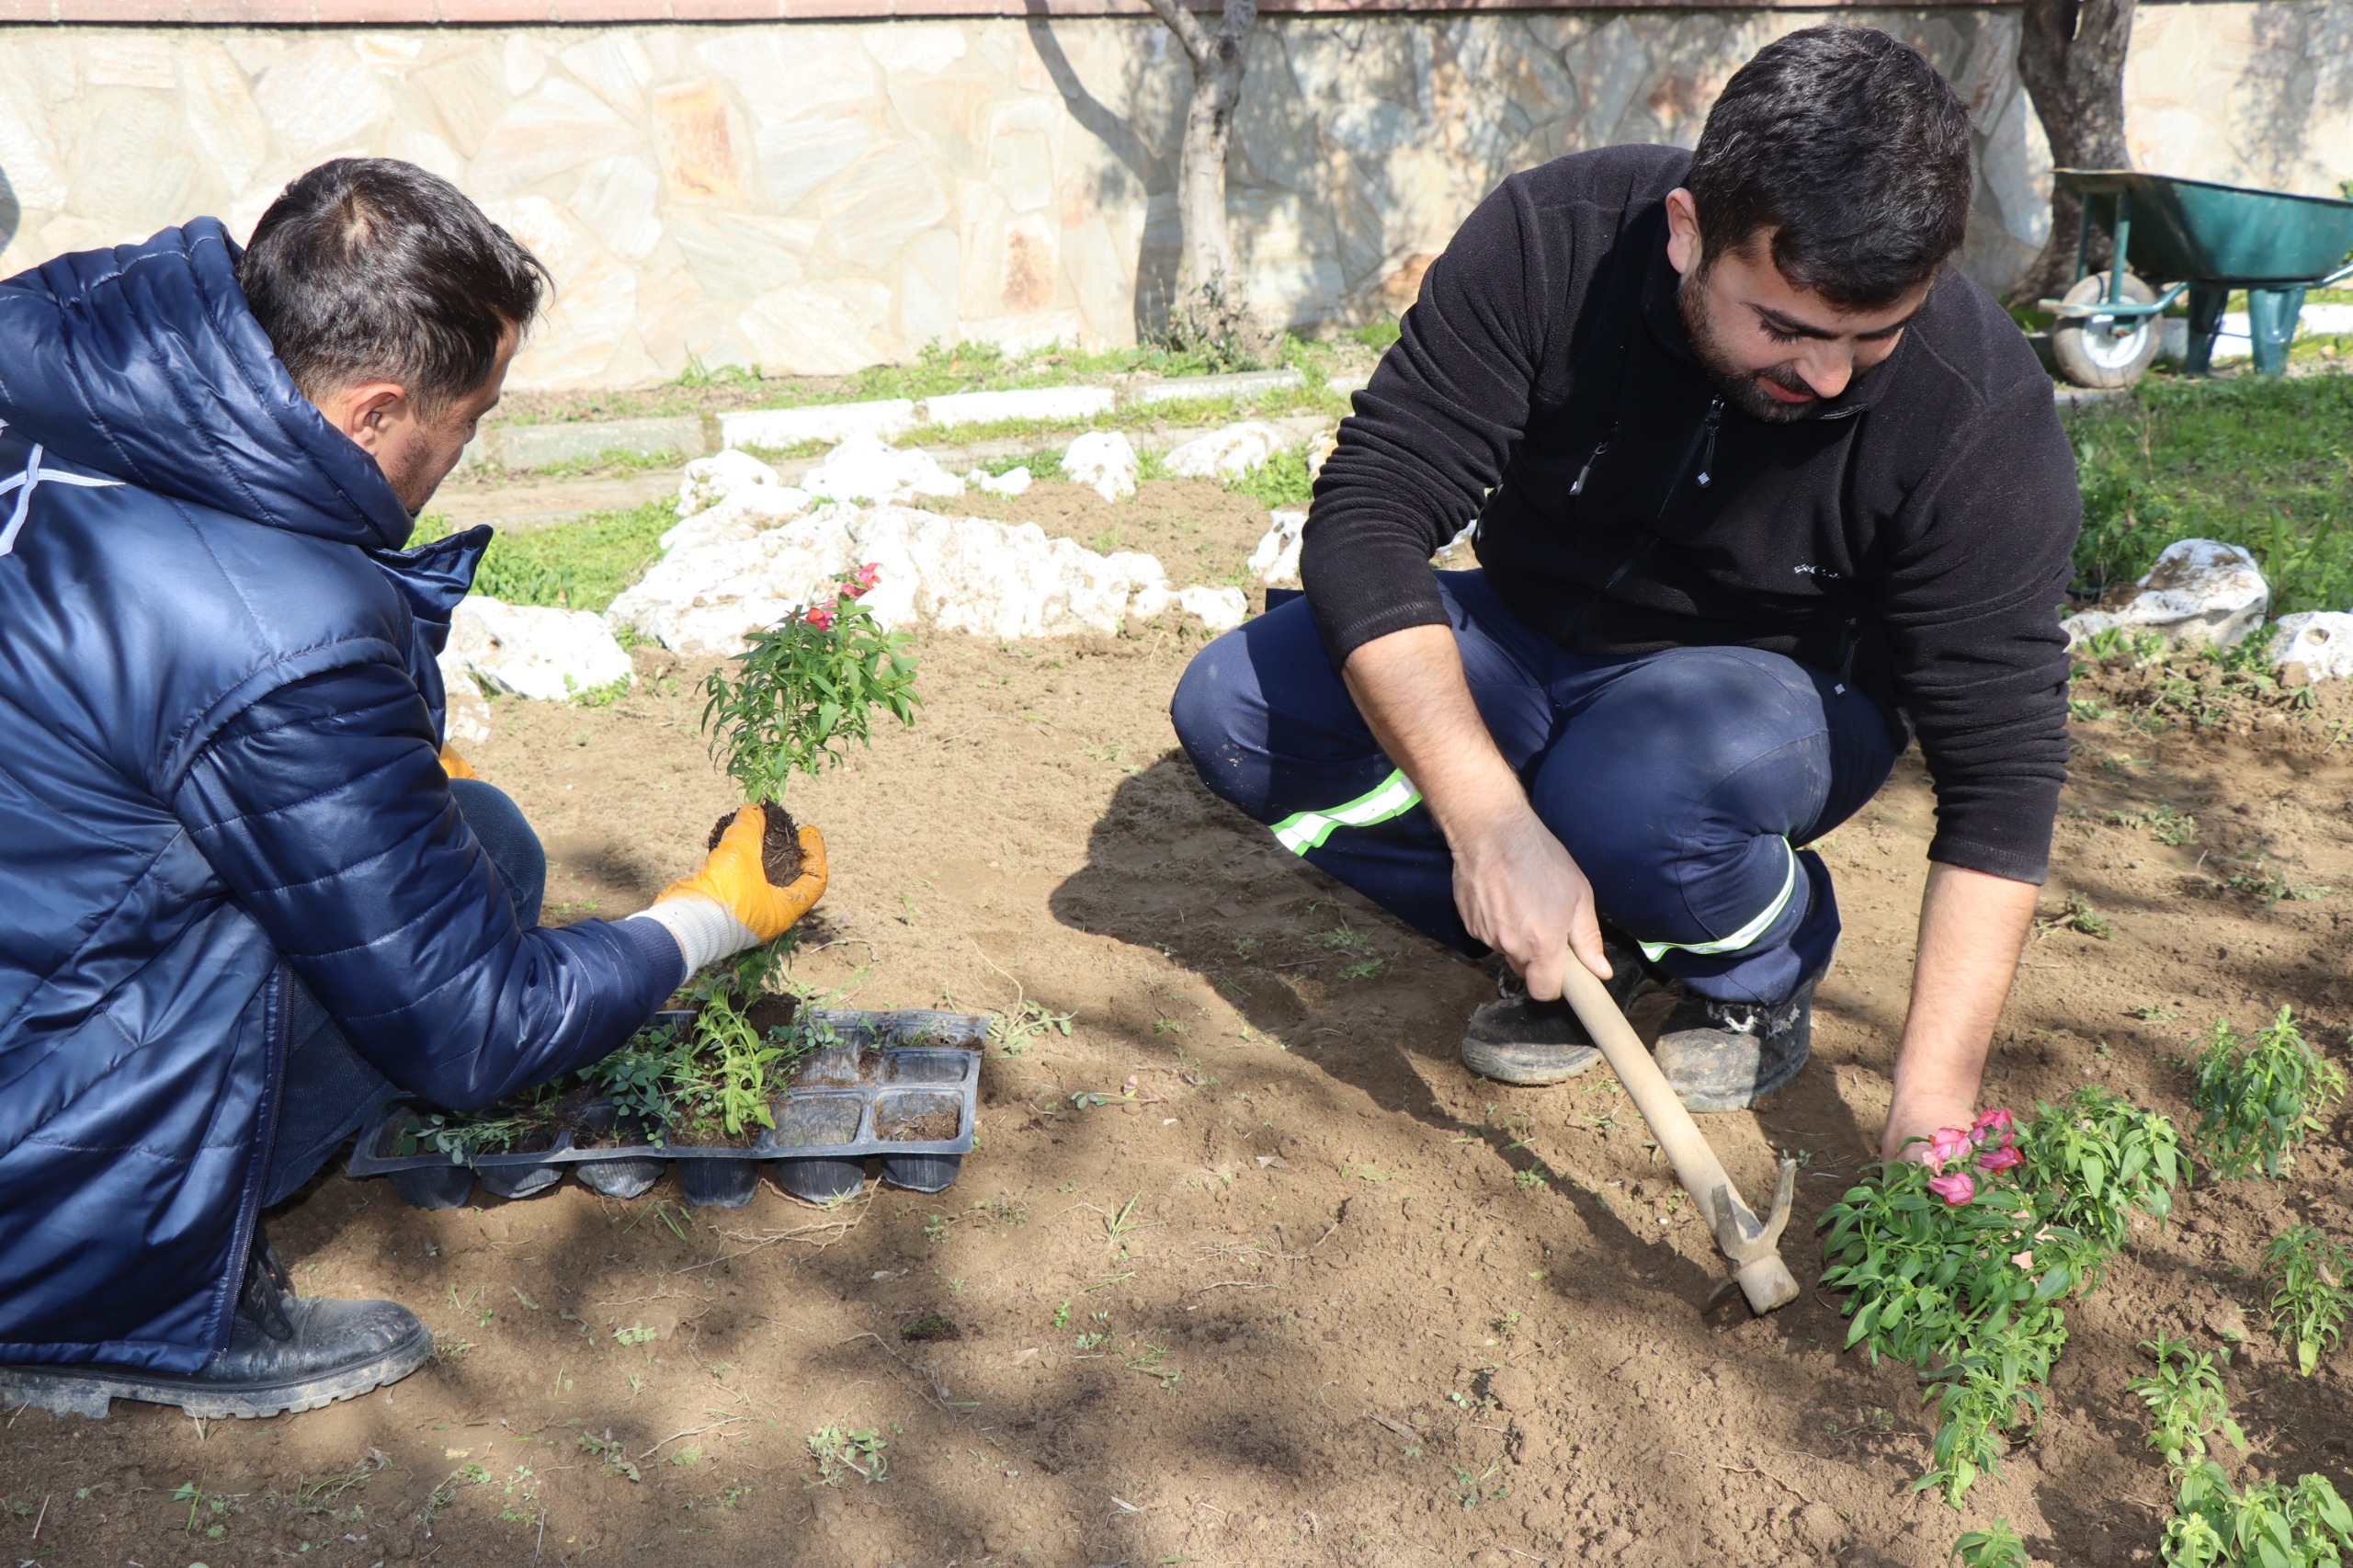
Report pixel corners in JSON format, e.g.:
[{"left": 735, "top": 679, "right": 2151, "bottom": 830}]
[{"left": 627, "top": 894, "right": 760, "bottom": 975}]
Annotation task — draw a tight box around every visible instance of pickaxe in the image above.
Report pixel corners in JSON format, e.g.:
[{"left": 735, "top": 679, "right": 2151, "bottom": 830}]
[{"left": 1557, "top": 964, "right": 1801, "bottom": 1313}]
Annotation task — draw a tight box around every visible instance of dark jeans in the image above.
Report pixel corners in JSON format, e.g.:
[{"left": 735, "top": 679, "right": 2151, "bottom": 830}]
[
  {"left": 260, "top": 778, "right": 547, "bottom": 1206},
  {"left": 1168, "top": 571, "right": 1901, "bottom": 1005}
]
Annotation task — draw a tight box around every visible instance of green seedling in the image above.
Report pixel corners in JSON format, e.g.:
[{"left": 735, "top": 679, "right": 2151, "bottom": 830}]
[
  {"left": 2036, "top": 892, "right": 2113, "bottom": 940},
  {"left": 2223, "top": 869, "right": 2335, "bottom": 908},
  {"left": 988, "top": 999, "right": 1074, "bottom": 1056},
  {"left": 2189, "top": 1007, "right": 2347, "bottom": 1177},
  {"left": 1950, "top": 1518, "right": 2032, "bottom": 1568},
  {"left": 699, "top": 564, "right": 918, "bottom": 807},
  {"left": 804, "top": 1424, "right": 887, "bottom": 1487},
  {"left": 2261, "top": 1225, "right": 2352, "bottom": 1376},
  {"left": 1513, "top": 1168, "right": 1549, "bottom": 1191},
  {"left": 173, "top": 1481, "right": 240, "bottom": 1539},
  {"left": 1448, "top": 1462, "right": 1508, "bottom": 1511},
  {"left": 2129, "top": 1333, "right": 2245, "bottom": 1471},
  {"left": 2163, "top": 1464, "right": 2353, "bottom": 1567}
]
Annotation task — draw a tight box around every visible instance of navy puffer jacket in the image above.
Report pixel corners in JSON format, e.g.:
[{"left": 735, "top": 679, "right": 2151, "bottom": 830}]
[{"left": 0, "top": 222, "right": 683, "bottom": 1372}]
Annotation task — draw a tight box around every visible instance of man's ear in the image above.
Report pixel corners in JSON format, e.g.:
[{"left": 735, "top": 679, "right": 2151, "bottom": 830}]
[
  {"left": 1665, "top": 187, "right": 1702, "bottom": 278},
  {"left": 312, "top": 380, "right": 411, "bottom": 456}
]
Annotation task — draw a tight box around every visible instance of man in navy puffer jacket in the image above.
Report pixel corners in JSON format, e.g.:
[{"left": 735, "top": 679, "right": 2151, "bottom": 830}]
[{"left": 0, "top": 160, "right": 824, "bottom": 1420}]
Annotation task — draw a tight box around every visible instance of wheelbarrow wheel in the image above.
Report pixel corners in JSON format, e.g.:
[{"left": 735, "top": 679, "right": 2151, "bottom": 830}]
[{"left": 2052, "top": 271, "right": 2163, "bottom": 390}]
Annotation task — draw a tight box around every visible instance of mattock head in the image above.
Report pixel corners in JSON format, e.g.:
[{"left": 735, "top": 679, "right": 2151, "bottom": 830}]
[{"left": 1703, "top": 1157, "right": 1803, "bottom": 1314}]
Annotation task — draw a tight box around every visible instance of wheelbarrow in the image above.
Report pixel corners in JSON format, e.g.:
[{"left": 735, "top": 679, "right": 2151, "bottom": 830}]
[{"left": 2040, "top": 169, "right": 2353, "bottom": 389}]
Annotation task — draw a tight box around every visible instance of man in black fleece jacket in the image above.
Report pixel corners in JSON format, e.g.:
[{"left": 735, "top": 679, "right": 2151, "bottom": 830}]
[{"left": 1172, "top": 26, "right": 2075, "bottom": 1157}]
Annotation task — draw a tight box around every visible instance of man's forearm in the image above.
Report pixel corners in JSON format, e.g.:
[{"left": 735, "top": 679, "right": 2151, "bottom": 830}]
[
  {"left": 1341, "top": 622, "right": 1609, "bottom": 989},
  {"left": 1340, "top": 622, "right": 1520, "bottom": 841},
  {"left": 1881, "top": 861, "right": 2039, "bottom": 1159}
]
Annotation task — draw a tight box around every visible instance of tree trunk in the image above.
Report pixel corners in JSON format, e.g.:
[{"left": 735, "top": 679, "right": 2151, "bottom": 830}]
[
  {"left": 1139, "top": 0, "right": 1259, "bottom": 341},
  {"left": 2010, "top": 0, "right": 2139, "bottom": 306}
]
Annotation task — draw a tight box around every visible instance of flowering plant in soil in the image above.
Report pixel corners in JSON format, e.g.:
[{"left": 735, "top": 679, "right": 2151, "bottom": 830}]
[
  {"left": 1819, "top": 1087, "right": 2181, "bottom": 1506},
  {"left": 699, "top": 563, "right": 919, "bottom": 806},
  {"left": 2188, "top": 1006, "right": 2347, "bottom": 1180}
]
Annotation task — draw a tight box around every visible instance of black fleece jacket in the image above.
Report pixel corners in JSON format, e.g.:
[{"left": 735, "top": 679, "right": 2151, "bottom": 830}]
[{"left": 1303, "top": 144, "right": 2079, "bottom": 884}]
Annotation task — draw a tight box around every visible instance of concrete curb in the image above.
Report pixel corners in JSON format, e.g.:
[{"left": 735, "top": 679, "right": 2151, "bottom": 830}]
[{"left": 467, "top": 366, "right": 1350, "bottom": 472}]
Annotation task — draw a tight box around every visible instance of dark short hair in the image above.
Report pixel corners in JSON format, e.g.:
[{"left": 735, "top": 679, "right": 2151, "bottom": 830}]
[
  {"left": 237, "top": 158, "right": 548, "bottom": 412},
  {"left": 1685, "top": 26, "right": 1972, "bottom": 310}
]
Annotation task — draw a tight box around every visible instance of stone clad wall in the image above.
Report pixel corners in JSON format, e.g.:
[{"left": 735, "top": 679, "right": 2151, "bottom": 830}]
[{"left": 0, "top": 5, "right": 2343, "bottom": 390}]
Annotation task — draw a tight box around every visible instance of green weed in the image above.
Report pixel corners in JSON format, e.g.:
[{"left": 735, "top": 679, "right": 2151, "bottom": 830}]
[
  {"left": 2037, "top": 892, "right": 2114, "bottom": 940},
  {"left": 803, "top": 1424, "right": 887, "bottom": 1486},
  {"left": 415, "top": 499, "right": 676, "bottom": 615}
]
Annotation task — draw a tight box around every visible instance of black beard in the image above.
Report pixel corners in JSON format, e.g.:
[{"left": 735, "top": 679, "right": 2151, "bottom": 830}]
[{"left": 1677, "top": 271, "right": 1871, "bottom": 425}]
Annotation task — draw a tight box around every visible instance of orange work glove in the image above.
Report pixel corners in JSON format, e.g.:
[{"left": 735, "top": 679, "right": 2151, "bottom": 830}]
[
  {"left": 438, "top": 744, "right": 477, "bottom": 779},
  {"left": 640, "top": 806, "right": 827, "bottom": 970}
]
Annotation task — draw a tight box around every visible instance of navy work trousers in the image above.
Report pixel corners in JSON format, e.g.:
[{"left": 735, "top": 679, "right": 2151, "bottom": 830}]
[
  {"left": 1169, "top": 571, "right": 1901, "bottom": 1006},
  {"left": 261, "top": 778, "right": 549, "bottom": 1207}
]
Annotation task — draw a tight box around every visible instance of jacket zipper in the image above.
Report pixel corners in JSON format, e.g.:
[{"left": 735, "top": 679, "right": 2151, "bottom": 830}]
[
  {"left": 1834, "top": 617, "right": 1861, "bottom": 695},
  {"left": 1695, "top": 399, "right": 1722, "bottom": 489},
  {"left": 1570, "top": 426, "right": 1614, "bottom": 497}
]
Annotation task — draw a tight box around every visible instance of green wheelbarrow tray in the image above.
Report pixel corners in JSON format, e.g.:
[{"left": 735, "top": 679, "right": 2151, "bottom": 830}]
[{"left": 2040, "top": 169, "right": 2353, "bottom": 383}]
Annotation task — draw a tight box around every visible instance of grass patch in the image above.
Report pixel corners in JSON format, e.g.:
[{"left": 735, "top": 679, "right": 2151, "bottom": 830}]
[
  {"left": 2066, "top": 374, "right": 2353, "bottom": 612},
  {"left": 414, "top": 498, "right": 675, "bottom": 614}
]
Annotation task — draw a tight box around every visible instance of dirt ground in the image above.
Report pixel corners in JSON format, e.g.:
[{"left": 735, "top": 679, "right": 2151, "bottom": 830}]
[{"left": 9, "top": 484, "right": 2353, "bottom": 1568}]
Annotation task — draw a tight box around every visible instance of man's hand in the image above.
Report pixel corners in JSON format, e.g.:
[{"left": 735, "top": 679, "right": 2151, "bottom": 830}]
[
  {"left": 1341, "top": 624, "right": 1610, "bottom": 997},
  {"left": 1880, "top": 862, "right": 2038, "bottom": 1162},
  {"left": 1451, "top": 804, "right": 1608, "bottom": 1000},
  {"left": 658, "top": 805, "right": 827, "bottom": 943}
]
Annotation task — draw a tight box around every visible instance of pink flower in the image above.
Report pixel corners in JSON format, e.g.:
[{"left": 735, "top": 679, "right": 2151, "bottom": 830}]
[
  {"left": 1970, "top": 1108, "right": 2018, "bottom": 1149},
  {"left": 804, "top": 605, "right": 836, "bottom": 631},
  {"left": 1927, "top": 1126, "right": 1972, "bottom": 1172},
  {"left": 1927, "top": 1170, "right": 1977, "bottom": 1206},
  {"left": 838, "top": 562, "right": 881, "bottom": 600},
  {"left": 1976, "top": 1144, "right": 2025, "bottom": 1175},
  {"left": 855, "top": 562, "right": 881, "bottom": 589}
]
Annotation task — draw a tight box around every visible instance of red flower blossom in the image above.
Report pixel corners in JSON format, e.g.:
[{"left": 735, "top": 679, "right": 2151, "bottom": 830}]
[
  {"left": 1927, "top": 1170, "right": 1977, "bottom": 1206},
  {"left": 1976, "top": 1143, "right": 2025, "bottom": 1175},
  {"left": 804, "top": 604, "right": 836, "bottom": 631},
  {"left": 1927, "top": 1126, "right": 1972, "bottom": 1172},
  {"left": 1969, "top": 1108, "right": 2018, "bottom": 1149}
]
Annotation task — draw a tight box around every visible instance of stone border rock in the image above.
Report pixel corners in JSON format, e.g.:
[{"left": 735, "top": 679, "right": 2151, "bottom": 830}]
[{"left": 464, "top": 369, "right": 1346, "bottom": 472}]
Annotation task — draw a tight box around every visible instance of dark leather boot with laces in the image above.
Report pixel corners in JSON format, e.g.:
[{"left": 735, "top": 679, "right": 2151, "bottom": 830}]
[
  {"left": 1459, "top": 936, "right": 1652, "bottom": 1085},
  {"left": 0, "top": 1228, "right": 429, "bottom": 1419},
  {"left": 1651, "top": 965, "right": 1826, "bottom": 1112}
]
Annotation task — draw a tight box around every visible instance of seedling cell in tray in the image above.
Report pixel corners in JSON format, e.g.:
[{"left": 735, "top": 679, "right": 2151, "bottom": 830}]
[{"left": 346, "top": 1007, "right": 983, "bottom": 1209}]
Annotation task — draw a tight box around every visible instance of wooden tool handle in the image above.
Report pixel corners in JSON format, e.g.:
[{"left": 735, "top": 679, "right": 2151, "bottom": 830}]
[{"left": 1557, "top": 963, "right": 1801, "bottom": 1313}]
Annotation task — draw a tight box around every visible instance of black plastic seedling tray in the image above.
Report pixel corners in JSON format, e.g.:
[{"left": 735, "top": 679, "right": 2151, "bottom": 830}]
[{"left": 346, "top": 1007, "right": 982, "bottom": 1210}]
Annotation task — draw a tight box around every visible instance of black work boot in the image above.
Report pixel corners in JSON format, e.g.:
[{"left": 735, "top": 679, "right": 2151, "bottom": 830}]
[
  {"left": 1460, "top": 936, "right": 1652, "bottom": 1085},
  {"left": 1651, "top": 965, "right": 1826, "bottom": 1113},
  {"left": 0, "top": 1228, "right": 430, "bottom": 1420}
]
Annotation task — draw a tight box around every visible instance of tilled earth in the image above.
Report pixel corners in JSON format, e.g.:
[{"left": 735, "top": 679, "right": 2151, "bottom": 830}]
[{"left": 7, "top": 515, "right": 2353, "bottom": 1567}]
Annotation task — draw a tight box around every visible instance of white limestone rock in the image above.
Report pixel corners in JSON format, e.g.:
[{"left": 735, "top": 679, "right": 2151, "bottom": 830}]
[
  {"left": 607, "top": 502, "right": 1256, "bottom": 653},
  {"left": 1164, "top": 420, "right": 1295, "bottom": 481},
  {"left": 1133, "top": 583, "right": 1248, "bottom": 631},
  {"left": 1249, "top": 508, "right": 1307, "bottom": 585},
  {"left": 719, "top": 399, "right": 916, "bottom": 450},
  {"left": 1306, "top": 429, "right": 1338, "bottom": 479},
  {"left": 925, "top": 386, "right": 1114, "bottom": 426},
  {"left": 661, "top": 483, "right": 811, "bottom": 553},
  {"left": 803, "top": 435, "right": 965, "bottom": 506},
  {"left": 2061, "top": 539, "right": 2270, "bottom": 652},
  {"left": 449, "top": 596, "right": 635, "bottom": 702},
  {"left": 2268, "top": 611, "right": 2353, "bottom": 684},
  {"left": 969, "top": 465, "right": 1033, "bottom": 497},
  {"left": 1061, "top": 430, "right": 1138, "bottom": 503},
  {"left": 435, "top": 647, "right": 494, "bottom": 746},
  {"left": 676, "top": 449, "right": 782, "bottom": 517}
]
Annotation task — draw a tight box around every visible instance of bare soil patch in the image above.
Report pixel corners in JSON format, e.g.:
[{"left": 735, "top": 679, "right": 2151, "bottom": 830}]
[{"left": 9, "top": 629, "right": 2353, "bottom": 1568}]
